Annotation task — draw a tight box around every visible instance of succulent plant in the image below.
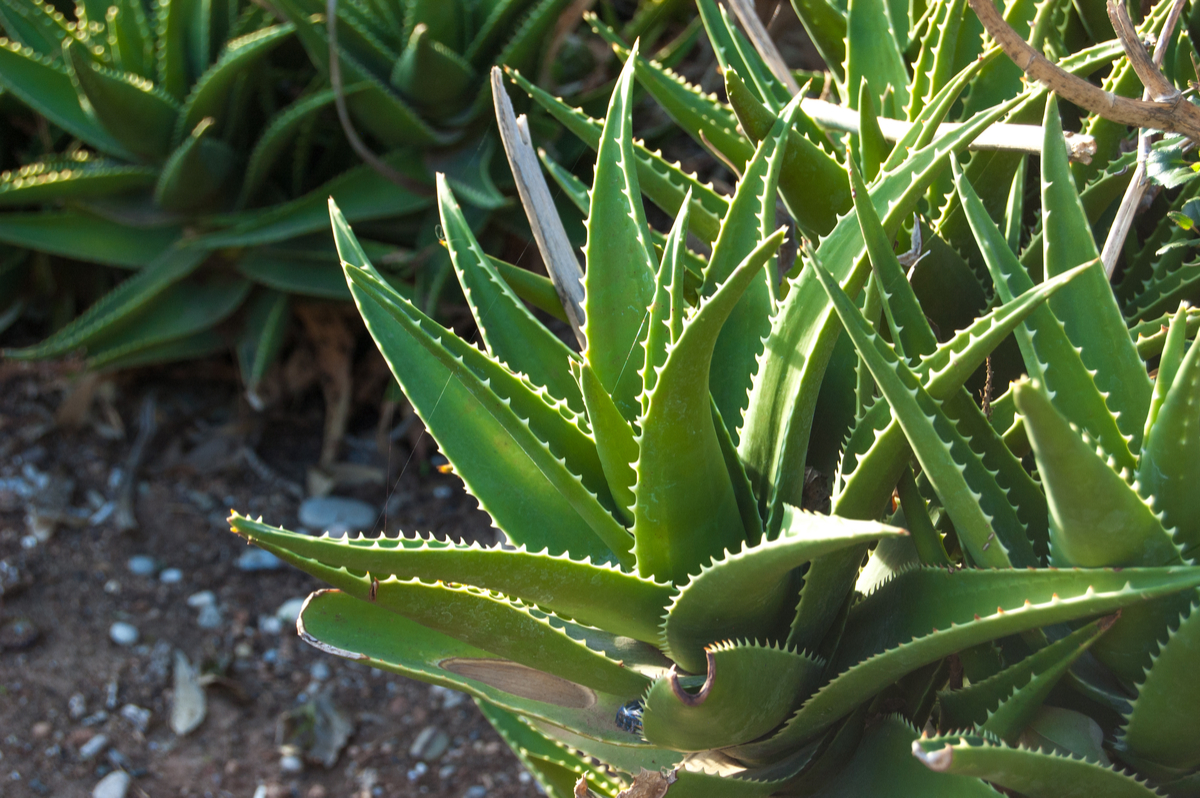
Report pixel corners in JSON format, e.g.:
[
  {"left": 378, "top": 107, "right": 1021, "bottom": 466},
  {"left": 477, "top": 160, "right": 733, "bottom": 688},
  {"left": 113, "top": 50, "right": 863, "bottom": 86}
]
[{"left": 228, "top": 0, "right": 1200, "bottom": 785}]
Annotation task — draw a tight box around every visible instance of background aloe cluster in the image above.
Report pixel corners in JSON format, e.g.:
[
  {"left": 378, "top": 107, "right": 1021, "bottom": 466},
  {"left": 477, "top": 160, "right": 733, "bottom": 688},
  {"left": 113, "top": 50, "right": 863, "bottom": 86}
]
[
  {"left": 0, "top": 0, "right": 610, "bottom": 396},
  {"left": 226, "top": 0, "right": 1200, "bottom": 793}
]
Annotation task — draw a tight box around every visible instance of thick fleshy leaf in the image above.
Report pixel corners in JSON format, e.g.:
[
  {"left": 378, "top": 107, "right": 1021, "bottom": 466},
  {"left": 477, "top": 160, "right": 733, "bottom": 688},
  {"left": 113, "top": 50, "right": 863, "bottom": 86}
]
[
  {"left": 663, "top": 507, "right": 905, "bottom": 673},
  {"left": 632, "top": 229, "right": 785, "bottom": 585},
  {"left": 574, "top": 361, "right": 637, "bottom": 524},
  {"left": 642, "top": 641, "right": 824, "bottom": 751},
  {"left": 845, "top": 0, "right": 909, "bottom": 112},
  {"left": 154, "top": 118, "right": 233, "bottom": 212},
  {"left": 236, "top": 288, "right": 290, "bottom": 402},
  {"left": 0, "top": 210, "right": 179, "bottom": 268},
  {"left": 331, "top": 201, "right": 632, "bottom": 566},
  {"left": 788, "top": 0, "right": 847, "bottom": 84},
  {"left": 913, "top": 734, "right": 1162, "bottom": 798},
  {"left": 582, "top": 44, "right": 657, "bottom": 422},
  {"left": 0, "top": 157, "right": 156, "bottom": 207}
]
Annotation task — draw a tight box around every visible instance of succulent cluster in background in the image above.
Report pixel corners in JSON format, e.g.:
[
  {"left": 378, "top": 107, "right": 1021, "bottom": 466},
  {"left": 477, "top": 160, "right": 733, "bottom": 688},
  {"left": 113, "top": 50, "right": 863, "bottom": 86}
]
[{"left": 228, "top": 0, "right": 1200, "bottom": 795}]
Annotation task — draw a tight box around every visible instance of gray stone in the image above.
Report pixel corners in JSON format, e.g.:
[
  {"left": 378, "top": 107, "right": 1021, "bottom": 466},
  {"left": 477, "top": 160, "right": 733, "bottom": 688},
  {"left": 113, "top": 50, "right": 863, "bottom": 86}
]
[
  {"left": 463, "top": 786, "right": 487, "bottom": 798},
  {"left": 185, "top": 590, "right": 215, "bottom": 609},
  {"left": 275, "top": 597, "right": 306, "bottom": 625},
  {"left": 91, "top": 770, "right": 130, "bottom": 798},
  {"left": 298, "top": 496, "right": 376, "bottom": 537},
  {"left": 196, "top": 605, "right": 222, "bottom": 630},
  {"left": 108, "top": 622, "right": 138, "bottom": 646},
  {"left": 119, "top": 704, "right": 151, "bottom": 734},
  {"left": 409, "top": 726, "right": 450, "bottom": 761},
  {"left": 280, "top": 754, "right": 303, "bottom": 774},
  {"left": 126, "top": 556, "right": 156, "bottom": 576},
  {"left": 236, "top": 549, "right": 282, "bottom": 571},
  {"left": 309, "top": 661, "right": 330, "bottom": 682},
  {"left": 158, "top": 568, "right": 183, "bottom": 584},
  {"left": 258, "top": 615, "right": 283, "bottom": 636},
  {"left": 78, "top": 734, "right": 107, "bottom": 761},
  {"left": 68, "top": 693, "right": 85, "bottom": 719}
]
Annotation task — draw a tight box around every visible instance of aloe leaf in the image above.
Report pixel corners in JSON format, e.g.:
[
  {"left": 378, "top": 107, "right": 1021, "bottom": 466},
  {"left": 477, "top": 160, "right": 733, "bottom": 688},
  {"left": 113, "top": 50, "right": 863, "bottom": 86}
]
[
  {"left": 4, "top": 245, "right": 207, "bottom": 360},
  {"left": 155, "top": 118, "right": 233, "bottom": 212},
  {"left": 695, "top": 0, "right": 772, "bottom": 110},
  {"left": 802, "top": 716, "right": 1000, "bottom": 796},
  {"left": 493, "top": 258, "right": 568, "bottom": 323},
  {"left": 88, "top": 327, "right": 224, "bottom": 371},
  {"left": 711, "top": 396, "right": 765, "bottom": 553},
  {"left": 705, "top": 95, "right": 800, "bottom": 442},
  {"left": 437, "top": 175, "right": 582, "bottom": 413},
  {"left": 856, "top": 81, "right": 890, "bottom": 181},
  {"left": 583, "top": 44, "right": 658, "bottom": 423},
  {"left": 0, "top": 210, "right": 178, "bottom": 269},
  {"left": 907, "top": 0, "right": 969, "bottom": 120},
  {"left": 477, "top": 701, "right": 623, "bottom": 798},
  {"left": 0, "top": 39, "right": 134, "bottom": 159},
  {"left": 642, "top": 642, "right": 824, "bottom": 751},
  {"left": 200, "top": 154, "right": 431, "bottom": 248},
  {"left": 83, "top": 274, "right": 250, "bottom": 369},
  {"left": 787, "top": 0, "right": 847, "bottom": 84},
  {"left": 391, "top": 23, "right": 475, "bottom": 117},
  {"left": 1040, "top": 97, "right": 1151, "bottom": 452},
  {"left": 507, "top": 67, "right": 727, "bottom": 244},
  {"left": 812, "top": 259, "right": 1036, "bottom": 568},
  {"left": 1138, "top": 324, "right": 1200, "bottom": 561},
  {"left": 236, "top": 249, "right": 352, "bottom": 300},
  {"left": 0, "top": 0, "right": 73, "bottom": 59},
  {"left": 749, "top": 565, "right": 1200, "bottom": 754},
  {"left": 156, "top": 0, "right": 198, "bottom": 99},
  {"left": 1013, "top": 379, "right": 1180, "bottom": 568},
  {"left": 0, "top": 159, "right": 157, "bottom": 207},
  {"left": 487, "top": 0, "right": 572, "bottom": 79},
  {"left": 236, "top": 288, "right": 289, "bottom": 400},
  {"left": 938, "top": 616, "right": 1113, "bottom": 737},
  {"left": 177, "top": 22, "right": 294, "bottom": 144},
  {"left": 332, "top": 203, "right": 631, "bottom": 566},
  {"left": 846, "top": 0, "right": 909, "bottom": 112},
  {"left": 107, "top": 0, "right": 154, "bottom": 80},
  {"left": 913, "top": 734, "right": 1161, "bottom": 798},
  {"left": 643, "top": 195, "right": 689, "bottom": 407},
  {"left": 589, "top": 16, "right": 753, "bottom": 171},
  {"left": 230, "top": 513, "right": 669, "bottom": 643},
  {"left": 632, "top": 229, "right": 785, "bottom": 585},
  {"left": 1119, "top": 599, "right": 1200, "bottom": 772},
  {"left": 663, "top": 507, "right": 905, "bottom": 673},
  {"left": 574, "top": 361, "right": 637, "bottom": 524},
  {"left": 951, "top": 157, "right": 1137, "bottom": 472},
  {"left": 465, "top": 0, "right": 532, "bottom": 67},
  {"left": 297, "top": 589, "right": 650, "bottom": 745},
  {"left": 724, "top": 69, "right": 849, "bottom": 238}
]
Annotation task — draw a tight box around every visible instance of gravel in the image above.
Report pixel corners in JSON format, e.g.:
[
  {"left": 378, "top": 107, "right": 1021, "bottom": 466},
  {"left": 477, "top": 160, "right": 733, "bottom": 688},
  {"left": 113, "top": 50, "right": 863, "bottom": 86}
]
[
  {"left": 108, "top": 622, "right": 139, "bottom": 646},
  {"left": 298, "top": 496, "right": 377, "bottom": 537}
]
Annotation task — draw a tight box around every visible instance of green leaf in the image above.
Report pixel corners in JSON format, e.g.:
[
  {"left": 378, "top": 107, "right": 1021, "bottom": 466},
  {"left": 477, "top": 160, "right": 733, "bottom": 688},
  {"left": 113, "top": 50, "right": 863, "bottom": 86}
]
[
  {"left": 230, "top": 513, "right": 669, "bottom": 644},
  {"left": 438, "top": 175, "right": 583, "bottom": 413},
  {"left": 807, "top": 716, "right": 1001, "bottom": 797},
  {"left": 704, "top": 94, "right": 801, "bottom": 443},
  {"left": 913, "top": 734, "right": 1162, "bottom": 798},
  {"left": 1119, "top": 599, "right": 1200, "bottom": 772},
  {"left": 582, "top": 44, "right": 658, "bottom": 422},
  {"left": 1013, "top": 379, "right": 1180, "bottom": 568},
  {"left": 574, "top": 360, "right": 637, "bottom": 523},
  {"left": 236, "top": 288, "right": 290, "bottom": 399},
  {"left": 1138, "top": 325, "right": 1200, "bottom": 561},
  {"left": 332, "top": 202, "right": 632, "bottom": 566},
  {"left": 390, "top": 22, "right": 475, "bottom": 118},
  {"left": 787, "top": 0, "right": 847, "bottom": 84},
  {"left": 663, "top": 507, "right": 905, "bottom": 673},
  {"left": 296, "top": 589, "right": 650, "bottom": 746},
  {"left": 155, "top": 0, "right": 199, "bottom": 100},
  {"left": 743, "top": 565, "right": 1200, "bottom": 755},
  {"left": 493, "top": 258, "right": 568, "bottom": 323},
  {"left": 642, "top": 194, "right": 690, "bottom": 408},
  {"left": 0, "top": 210, "right": 180, "bottom": 269},
  {"left": 632, "top": 229, "right": 785, "bottom": 585},
  {"left": 236, "top": 248, "right": 352, "bottom": 300},
  {"left": 937, "top": 616, "right": 1114, "bottom": 738},
  {"left": 642, "top": 642, "right": 824, "bottom": 751},
  {"left": 846, "top": 0, "right": 909, "bottom": 112},
  {"left": 0, "top": 0, "right": 73, "bottom": 59},
  {"left": 106, "top": 0, "right": 155, "bottom": 80},
  {"left": 177, "top": 22, "right": 294, "bottom": 144},
  {"left": 856, "top": 80, "right": 890, "bottom": 181},
  {"left": 4, "top": 245, "right": 208, "bottom": 360},
  {"left": 0, "top": 38, "right": 134, "bottom": 159},
  {"left": 0, "top": 158, "right": 157, "bottom": 207},
  {"left": 83, "top": 274, "right": 250, "bottom": 369},
  {"left": 1040, "top": 97, "right": 1151, "bottom": 453},
  {"left": 155, "top": 117, "right": 233, "bottom": 212}
]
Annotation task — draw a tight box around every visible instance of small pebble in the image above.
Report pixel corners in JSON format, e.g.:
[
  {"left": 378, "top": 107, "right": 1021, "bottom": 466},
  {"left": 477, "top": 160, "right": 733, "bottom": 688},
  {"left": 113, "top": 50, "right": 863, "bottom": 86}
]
[
  {"left": 298, "top": 496, "right": 377, "bottom": 537},
  {"left": 158, "top": 568, "right": 183, "bottom": 584},
  {"left": 126, "top": 556, "right": 156, "bottom": 576},
  {"left": 275, "top": 598, "right": 306, "bottom": 625},
  {"left": 463, "top": 786, "right": 487, "bottom": 798},
  {"left": 119, "top": 705, "right": 151, "bottom": 734},
  {"left": 68, "top": 694, "right": 86, "bottom": 720},
  {"left": 30, "top": 722, "right": 51, "bottom": 740},
  {"left": 82, "top": 711, "right": 108, "bottom": 727},
  {"left": 103, "top": 579, "right": 121, "bottom": 595},
  {"left": 91, "top": 770, "right": 130, "bottom": 798},
  {"left": 309, "top": 661, "right": 330, "bottom": 682},
  {"left": 79, "top": 734, "right": 108, "bottom": 761},
  {"left": 279, "top": 754, "right": 303, "bottom": 774},
  {"left": 236, "top": 549, "right": 283, "bottom": 571},
  {"left": 105, "top": 681, "right": 118, "bottom": 710},
  {"left": 186, "top": 590, "right": 215, "bottom": 609},
  {"left": 406, "top": 762, "right": 428, "bottom": 782},
  {"left": 438, "top": 765, "right": 456, "bottom": 780},
  {"left": 108, "top": 623, "right": 139, "bottom": 646},
  {"left": 409, "top": 726, "right": 450, "bottom": 761},
  {"left": 196, "top": 605, "right": 222, "bottom": 630},
  {"left": 258, "top": 616, "right": 283, "bottom": 636},
  {"left": 431, "top": 485, "right": 454, "bottom": 500}
]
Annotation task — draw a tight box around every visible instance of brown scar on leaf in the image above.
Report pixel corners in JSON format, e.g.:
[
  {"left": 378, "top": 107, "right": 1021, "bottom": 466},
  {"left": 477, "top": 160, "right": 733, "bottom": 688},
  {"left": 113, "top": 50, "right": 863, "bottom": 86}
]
[{"left": 668, "top": 649, "right": 716, "bottom": 707}]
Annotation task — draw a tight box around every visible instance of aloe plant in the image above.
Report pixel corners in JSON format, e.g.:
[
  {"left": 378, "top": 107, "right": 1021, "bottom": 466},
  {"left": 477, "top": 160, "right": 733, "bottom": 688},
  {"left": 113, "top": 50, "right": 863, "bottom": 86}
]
[{"left": 226, "top": 1, "right": 1200, "bottom": 784}]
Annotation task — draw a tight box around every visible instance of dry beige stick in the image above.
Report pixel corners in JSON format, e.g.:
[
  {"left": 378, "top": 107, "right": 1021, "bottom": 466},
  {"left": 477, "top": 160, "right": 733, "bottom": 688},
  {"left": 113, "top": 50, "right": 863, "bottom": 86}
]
[
  {"left": 968, "top": 0, "right": 1200, "bottom": 141},
  {"left": 491, "top": 67, "right": 587, "bottom": 346},
  {"left": 1100, "top": 0, "right": 1189, "bottom": 278},
  {"left": 723, "top": 0, "right": 802, "bottom": 95}
]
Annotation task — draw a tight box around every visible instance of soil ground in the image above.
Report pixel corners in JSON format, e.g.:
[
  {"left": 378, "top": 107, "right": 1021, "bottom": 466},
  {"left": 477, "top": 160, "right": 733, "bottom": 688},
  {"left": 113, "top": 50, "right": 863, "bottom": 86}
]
[{"left": 0, "top": 358, "right": 527, "bottom": 798}]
